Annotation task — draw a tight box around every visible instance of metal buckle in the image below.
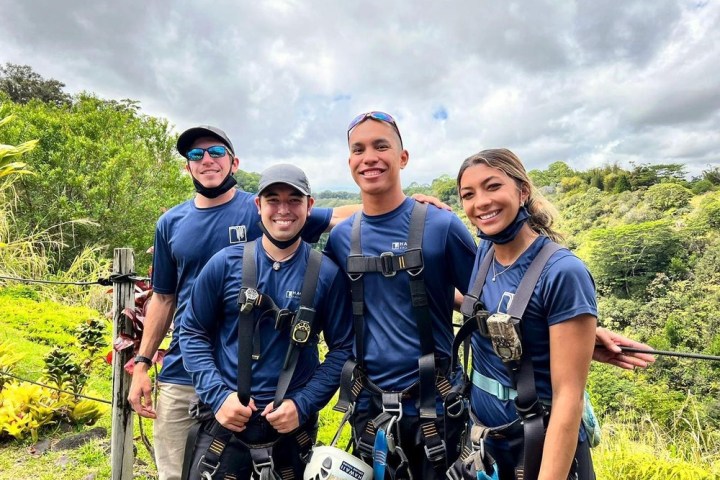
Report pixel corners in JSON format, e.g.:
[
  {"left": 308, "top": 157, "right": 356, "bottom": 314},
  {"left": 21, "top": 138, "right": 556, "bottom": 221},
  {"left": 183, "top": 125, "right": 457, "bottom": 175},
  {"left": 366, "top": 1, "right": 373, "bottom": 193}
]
[
  {"left": 252, "top": 457, "right": 275, "bottom": 476},
  {"left": 197, "top": 455, "right": 220, "bottom": 479},
  {"left": 380, "top": 252, "right": 396, "bottom": 277},
  {"left": 444, "top": 393, "right": 466, "bottom": 419},
  {"left": 381, "top": 393, "right": 403, "bottom": 421},
  {"left": 424, "top": 440, "right": 447, "bottom": 462}
]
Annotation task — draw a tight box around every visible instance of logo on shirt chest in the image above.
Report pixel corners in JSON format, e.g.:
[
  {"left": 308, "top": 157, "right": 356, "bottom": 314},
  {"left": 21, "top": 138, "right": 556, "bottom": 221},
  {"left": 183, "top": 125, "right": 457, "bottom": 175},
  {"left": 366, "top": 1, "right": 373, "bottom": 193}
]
[
  {"left": 286, "top": 290, "right": 301, "bottom": 299},
  {"left": 391, "top": 241, "right": 407, "bottom": 251},
  {"left": 228, "top": 225, "right": 247, "bottom": 244}
]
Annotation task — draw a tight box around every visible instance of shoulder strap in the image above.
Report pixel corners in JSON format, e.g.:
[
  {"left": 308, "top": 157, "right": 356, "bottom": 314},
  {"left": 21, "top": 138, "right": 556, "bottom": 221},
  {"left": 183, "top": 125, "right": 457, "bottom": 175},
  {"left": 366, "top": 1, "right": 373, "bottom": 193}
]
[
  {"left": 507, "top": 242, "right": 562, "bottom": 319},
  {"left": 511, "top": 241, "right": 562, "bottom": 480},
  {"left": 273, "top": 248, "right": 323, "bottom": 408},
  {"left": 237, "top": 240, "right": 258, "bottom": 405},
  {"left": 453, "top": 245, "right": 494, "bottom": 373},
  {"left": 459, "top": 244, "right": 494, "bottom": 317}
]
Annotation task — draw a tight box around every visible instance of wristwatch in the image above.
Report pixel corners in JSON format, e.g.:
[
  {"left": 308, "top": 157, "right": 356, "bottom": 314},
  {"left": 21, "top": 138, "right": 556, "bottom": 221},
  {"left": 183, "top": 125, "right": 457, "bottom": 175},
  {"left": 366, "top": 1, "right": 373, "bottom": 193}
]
[{"left": 133, "top": 355, "right": 153, "bottom": 366}]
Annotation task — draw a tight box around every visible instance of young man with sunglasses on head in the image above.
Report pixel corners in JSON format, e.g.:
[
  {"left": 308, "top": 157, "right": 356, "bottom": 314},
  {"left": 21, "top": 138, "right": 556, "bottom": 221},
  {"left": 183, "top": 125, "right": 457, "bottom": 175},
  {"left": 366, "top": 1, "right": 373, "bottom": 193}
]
[
  {"left": 127, "top": 126, "right": 356, "bottom": 480},
  {"left": 324, "top": 111, "right": 479, "bottom": 479},
  {"left": 179, "top": 164, "right": 354, "bottom": 479}
]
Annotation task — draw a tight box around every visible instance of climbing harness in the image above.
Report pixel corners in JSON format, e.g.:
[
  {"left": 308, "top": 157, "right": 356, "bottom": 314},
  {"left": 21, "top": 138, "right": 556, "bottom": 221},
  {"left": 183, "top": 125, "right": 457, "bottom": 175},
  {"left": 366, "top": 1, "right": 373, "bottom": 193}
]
[
  {"left": 186, "top": 240, "right": 323, "bottom": 480},
  {"left": 450, "top": 241, "right": 563, "bottom": 480},
  {"left": 333, "top": 203, "right": 465, "bottom": 479}
]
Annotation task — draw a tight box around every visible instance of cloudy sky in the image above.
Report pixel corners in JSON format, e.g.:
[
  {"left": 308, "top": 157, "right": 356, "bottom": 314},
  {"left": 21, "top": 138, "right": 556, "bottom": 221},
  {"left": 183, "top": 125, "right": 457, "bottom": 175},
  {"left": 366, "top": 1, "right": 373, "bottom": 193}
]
[{"left": 1, "top": 0, "right": 718, "bottom": 191}]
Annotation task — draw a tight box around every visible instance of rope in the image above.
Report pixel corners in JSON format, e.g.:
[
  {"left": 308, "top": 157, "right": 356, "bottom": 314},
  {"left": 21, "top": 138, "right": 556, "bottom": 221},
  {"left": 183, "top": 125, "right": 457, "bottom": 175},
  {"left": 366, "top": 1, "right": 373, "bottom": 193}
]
[
  {"left": 0, "top": 370, "right": 112, "bottom": 405},
  {"left": 0, "top": 273, "right": 150, "bottom": 286}
]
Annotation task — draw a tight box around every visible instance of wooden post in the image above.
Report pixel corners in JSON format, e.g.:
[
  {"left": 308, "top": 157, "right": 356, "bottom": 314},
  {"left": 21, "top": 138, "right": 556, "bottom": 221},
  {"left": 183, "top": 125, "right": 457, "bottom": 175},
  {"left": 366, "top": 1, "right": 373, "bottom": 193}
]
[{"left": 111, "top": 248, "right": 135, "bottom": 480}]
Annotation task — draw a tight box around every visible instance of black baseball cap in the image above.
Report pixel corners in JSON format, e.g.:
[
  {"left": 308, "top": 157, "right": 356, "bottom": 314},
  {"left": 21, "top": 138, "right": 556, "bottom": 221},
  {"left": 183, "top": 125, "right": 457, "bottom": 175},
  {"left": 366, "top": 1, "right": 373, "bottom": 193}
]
[
  {"left": 257, "top": 164, "right": 312, "bottom": 196},
  {"left": 176, "top": 125, "right": 235, "bottom": 157}
]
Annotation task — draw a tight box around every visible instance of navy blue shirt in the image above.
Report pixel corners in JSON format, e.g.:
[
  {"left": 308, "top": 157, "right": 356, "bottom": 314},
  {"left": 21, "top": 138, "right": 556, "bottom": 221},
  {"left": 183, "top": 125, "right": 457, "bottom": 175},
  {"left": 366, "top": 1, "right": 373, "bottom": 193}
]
[
  {"left": 469, "top": 236, "right": 597, "bottom": 431},
  {"left": 325, "top": 197, "right": 477, "bottom": 411},
  {"left": 179, "top": 240, "right": 353, "bottom": 423},
  {"left": 152, "top": 189, "right": 332, "bottom": 385}
]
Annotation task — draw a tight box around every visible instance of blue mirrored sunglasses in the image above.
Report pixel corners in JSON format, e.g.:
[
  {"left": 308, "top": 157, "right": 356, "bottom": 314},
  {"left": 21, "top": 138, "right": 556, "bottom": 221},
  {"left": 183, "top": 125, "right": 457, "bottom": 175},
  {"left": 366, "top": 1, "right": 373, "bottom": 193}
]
[
  {"left": 185, "top": 145, "right": 231, "bottom": 161},
  {"left": 347, "top": 111, "right": 403, "bottom": 147}
]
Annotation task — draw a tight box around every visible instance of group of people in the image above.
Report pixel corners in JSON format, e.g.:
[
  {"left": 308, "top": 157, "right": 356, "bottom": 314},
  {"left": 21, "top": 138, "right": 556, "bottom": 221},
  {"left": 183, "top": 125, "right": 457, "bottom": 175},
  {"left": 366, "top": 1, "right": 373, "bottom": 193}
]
[{"left": 128, "top": 113, "right": 655, "bottom": 480}]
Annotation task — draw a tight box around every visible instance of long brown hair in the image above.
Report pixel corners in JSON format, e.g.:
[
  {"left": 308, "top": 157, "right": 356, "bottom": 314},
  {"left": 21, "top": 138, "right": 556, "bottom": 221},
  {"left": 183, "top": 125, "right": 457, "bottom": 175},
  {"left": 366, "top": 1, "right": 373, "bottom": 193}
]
[{"left": 456, "top": 148, "right": 564, "bottom": 243}]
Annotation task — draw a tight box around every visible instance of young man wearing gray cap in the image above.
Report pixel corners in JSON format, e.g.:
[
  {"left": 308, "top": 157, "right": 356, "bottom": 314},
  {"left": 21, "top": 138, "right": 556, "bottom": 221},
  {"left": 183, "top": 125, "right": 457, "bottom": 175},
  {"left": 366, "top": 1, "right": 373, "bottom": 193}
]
[
  {"left": 179, "top": 164, "right": 354, "bottom": 479},
  {"left": 128, "top": 126, "right": 353, "bottom": 480}
]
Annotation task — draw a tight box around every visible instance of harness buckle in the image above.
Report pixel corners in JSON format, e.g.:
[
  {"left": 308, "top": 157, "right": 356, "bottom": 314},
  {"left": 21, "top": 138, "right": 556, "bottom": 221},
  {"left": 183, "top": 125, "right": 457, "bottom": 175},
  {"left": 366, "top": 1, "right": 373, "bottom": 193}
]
[
  {"left": 381, "top": 392, "right": 403, "bottom": 421},
  {"left": 197, "top": 455, "right": 220, "bottom": 479},
  {"left": 444, "top": 392, "right": 466, "bottom": 419},
  {"left": 274, "top": 309, "right": 293, "bottom": 330},
  {"left": 252, "top": 457, "right": 275, "bottom": 476},
  {"left": 380, "top": 252, "right": 396, "bottom": 277},
  {"left": 424, "top": 440, "right": 447, "bottom": 463}
]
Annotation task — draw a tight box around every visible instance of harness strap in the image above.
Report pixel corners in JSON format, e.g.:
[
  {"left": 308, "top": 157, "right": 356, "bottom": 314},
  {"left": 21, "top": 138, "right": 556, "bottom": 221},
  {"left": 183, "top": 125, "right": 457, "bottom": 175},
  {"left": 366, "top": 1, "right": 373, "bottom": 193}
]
[
  {"left": 237, "top": 241, "right": 259, "bottom": 405},
  {"left": 192, "top": 419, "right": 312, "bottom": 479},
  {"left": 472, "top": 369, "right": 517, "bottom": 401},
  {"left": 237, "top": 241, "right": 322, "bottom": 408},
  {"left": 273, "top": 249, "right": 322, "bottom": 409},
  {"left": 455, "top": 241, "right": 563, "bottom": 480},
  {"left": 506, "top": 242, "right": 561, "bottom": 480}
]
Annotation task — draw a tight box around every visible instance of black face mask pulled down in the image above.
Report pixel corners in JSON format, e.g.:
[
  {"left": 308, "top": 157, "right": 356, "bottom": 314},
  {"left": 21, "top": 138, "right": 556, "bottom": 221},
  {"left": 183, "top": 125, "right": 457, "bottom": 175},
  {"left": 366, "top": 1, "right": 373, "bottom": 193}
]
[
  {"left": 257, "top": 221, "right": 304, "bottom": 250},
  {"left": 477, "top": 206, "right": 530, "bottom": 244},
  {"left": 190, "top": 168, "right": 238, "bottom": 199}
]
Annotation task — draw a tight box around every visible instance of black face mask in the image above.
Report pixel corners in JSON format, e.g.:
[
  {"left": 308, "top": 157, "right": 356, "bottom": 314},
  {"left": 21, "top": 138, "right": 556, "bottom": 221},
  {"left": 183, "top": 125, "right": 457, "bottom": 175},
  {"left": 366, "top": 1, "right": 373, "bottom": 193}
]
[
  {"left": 189, "top": 166, "right": 238, "bottom": 199},
  {"left": 477, "top": 206, "right": 530, "bottom": 244},
  {"left": 257, "top": 221, "right": 304, "bottom": 250}
]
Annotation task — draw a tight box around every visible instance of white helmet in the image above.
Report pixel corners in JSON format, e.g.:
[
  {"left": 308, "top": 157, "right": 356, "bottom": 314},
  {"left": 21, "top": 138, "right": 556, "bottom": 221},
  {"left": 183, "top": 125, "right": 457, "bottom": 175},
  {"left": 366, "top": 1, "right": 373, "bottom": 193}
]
[{"left": 304, "top": 446, "right": 373, "bottom": 480}]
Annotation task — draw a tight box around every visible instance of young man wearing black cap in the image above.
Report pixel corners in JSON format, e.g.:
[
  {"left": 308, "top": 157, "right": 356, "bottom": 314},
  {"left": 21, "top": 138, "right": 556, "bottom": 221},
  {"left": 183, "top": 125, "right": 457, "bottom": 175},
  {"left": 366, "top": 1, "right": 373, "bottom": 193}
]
[
  {"left": 179, "top": 164, "right": 354, "bottom": 479},
  {"left": 127, "top": 127, "right": 347, "bottom": 480}
]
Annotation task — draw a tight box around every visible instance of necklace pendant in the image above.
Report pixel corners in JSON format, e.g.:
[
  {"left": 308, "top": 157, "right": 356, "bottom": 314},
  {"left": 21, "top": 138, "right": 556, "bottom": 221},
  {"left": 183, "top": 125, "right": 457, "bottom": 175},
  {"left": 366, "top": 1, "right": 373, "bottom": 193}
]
[
  {"left": 492, "top": 276, "right": 496, "bottom": 282},
  {"left": 272, "top": 261, "right": 281, "bottom": 271}
]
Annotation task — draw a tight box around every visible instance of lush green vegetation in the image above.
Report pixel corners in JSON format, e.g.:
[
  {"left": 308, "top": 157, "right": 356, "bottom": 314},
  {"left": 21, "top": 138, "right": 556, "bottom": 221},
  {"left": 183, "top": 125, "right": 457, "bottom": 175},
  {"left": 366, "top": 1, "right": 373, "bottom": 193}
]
[{"left": 1, "top": 64, "right": 719, "bottom": 478}]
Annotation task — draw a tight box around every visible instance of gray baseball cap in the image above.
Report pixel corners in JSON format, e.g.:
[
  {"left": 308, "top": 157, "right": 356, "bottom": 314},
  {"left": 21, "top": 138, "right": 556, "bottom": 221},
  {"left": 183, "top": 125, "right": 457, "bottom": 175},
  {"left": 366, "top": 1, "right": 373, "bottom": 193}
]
[
  {"left": 176, "top": 125, "right": 234, "bottom": 157},
  {"left": 257, "top": 164, "right": 311, "bottom": 196}
]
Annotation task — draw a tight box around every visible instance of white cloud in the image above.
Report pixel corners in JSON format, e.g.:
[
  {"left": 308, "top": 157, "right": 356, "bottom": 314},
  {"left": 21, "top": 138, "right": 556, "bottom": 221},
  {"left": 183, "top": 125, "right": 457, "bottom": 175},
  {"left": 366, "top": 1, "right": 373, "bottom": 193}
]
[{"left": 0, "top": 0, "right": 718, "bottom": 189}]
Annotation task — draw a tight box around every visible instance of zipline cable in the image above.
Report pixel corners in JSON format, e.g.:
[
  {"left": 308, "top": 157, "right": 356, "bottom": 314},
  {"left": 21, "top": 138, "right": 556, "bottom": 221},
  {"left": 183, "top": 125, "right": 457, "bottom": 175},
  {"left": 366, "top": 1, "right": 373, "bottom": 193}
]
[
  {"left": 0, "top": 274, "right": 150, "bottom": 286},
  {"left": 595, "top": 344, "right": 720, "bottom": 362},
  {"left": 0, "top": 370, "right": 113, "bottom": 405}
]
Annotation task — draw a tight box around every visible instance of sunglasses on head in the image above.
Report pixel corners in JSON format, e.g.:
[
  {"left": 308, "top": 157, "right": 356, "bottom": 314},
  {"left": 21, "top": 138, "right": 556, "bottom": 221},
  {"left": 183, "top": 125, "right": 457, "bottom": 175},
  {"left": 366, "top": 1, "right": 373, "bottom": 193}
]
[
  {"left": 185, "top": 145, "right": 231, "bottom": 161},
  {"left": 347, "top": 111, "right": 403, "bottom": 147}
]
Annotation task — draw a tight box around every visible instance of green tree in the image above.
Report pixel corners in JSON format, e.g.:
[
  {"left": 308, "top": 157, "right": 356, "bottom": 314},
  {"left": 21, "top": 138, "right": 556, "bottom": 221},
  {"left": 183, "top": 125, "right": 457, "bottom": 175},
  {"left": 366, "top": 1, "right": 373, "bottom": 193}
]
[
  {"left": 529, "top": 161, "right": 575, "bottom": 187},
  {"left": 235, "top": 170, "right": 260, "bottom": 193},
  {"left": 430, "top": 174, "right": 458, "bottom": 206},
  {"left": 578, "top": 220, "right": 682, "bottom": 297},
  {"left": 644, "top": 183, "right": 693, "bottom": 211},
  {"left": 0, "top": 64, "right": 70, "bottom": 106},
  {"left": 0, "top": 94, "right": 189, "bottom": 270},
  {"left": 613, "top": 173, "right": 631, "bottom": 193}
]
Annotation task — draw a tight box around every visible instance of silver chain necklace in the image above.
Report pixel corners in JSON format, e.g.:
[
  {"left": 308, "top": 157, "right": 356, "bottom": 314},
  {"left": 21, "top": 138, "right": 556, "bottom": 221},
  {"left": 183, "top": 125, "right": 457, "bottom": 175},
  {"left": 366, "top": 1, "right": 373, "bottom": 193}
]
[{"left": 491, "top": 252, "right": 514, "bottom": 282}]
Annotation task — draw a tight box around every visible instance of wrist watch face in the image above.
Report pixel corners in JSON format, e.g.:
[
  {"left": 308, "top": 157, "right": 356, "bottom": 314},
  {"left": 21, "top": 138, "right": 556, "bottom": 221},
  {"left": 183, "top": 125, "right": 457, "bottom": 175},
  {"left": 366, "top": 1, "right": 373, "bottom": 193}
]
[{"left": 245, "top": 288, "right": 259, "bottom": 302}]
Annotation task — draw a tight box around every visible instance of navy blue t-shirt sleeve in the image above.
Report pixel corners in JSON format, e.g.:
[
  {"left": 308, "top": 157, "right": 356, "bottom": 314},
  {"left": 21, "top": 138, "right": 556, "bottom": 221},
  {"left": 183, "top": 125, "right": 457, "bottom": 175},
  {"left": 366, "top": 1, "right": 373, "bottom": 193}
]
[
  {"left": 302, "top": 207, "right": 333, "bottom": 243},
  {"left": 541, "top": 254, "right": 598, "bottom": 326},
  {"left": 179, "top": 250, "right": 234, "bottom": 413},
  {"left": 289, "top": 264, "right": 353, "bottom": 422},
  {"left": 152, "top": 217, "right": 177, "bottom": 295},
  {"left": 445, "top": 214, "right": 478, "bottom": 295}
]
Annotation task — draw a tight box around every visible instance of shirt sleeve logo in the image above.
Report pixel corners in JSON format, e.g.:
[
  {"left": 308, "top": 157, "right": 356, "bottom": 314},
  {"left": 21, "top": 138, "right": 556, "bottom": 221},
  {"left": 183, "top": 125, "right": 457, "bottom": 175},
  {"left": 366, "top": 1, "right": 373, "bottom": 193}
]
[{"left": 228, "top": 225, "right": 247, "bottom": 244}]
